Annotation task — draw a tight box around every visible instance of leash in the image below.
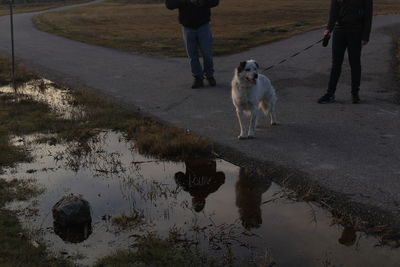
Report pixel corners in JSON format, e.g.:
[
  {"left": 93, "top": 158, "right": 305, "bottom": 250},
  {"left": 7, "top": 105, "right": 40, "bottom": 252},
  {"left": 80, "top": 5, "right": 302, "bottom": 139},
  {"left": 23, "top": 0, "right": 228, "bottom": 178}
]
[{"left": 260, "top": 38, "right": 324, "bottom": 72}]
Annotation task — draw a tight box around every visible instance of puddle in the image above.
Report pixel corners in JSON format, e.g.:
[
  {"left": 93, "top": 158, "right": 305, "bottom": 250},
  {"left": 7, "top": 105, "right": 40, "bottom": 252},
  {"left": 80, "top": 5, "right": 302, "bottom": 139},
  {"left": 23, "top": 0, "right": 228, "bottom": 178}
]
[
  {"left": 3, "top": 131, "right": 400, "bottom": 266},
  {"left": 0, "top": 79, "right": 84, "bottom": 119}
]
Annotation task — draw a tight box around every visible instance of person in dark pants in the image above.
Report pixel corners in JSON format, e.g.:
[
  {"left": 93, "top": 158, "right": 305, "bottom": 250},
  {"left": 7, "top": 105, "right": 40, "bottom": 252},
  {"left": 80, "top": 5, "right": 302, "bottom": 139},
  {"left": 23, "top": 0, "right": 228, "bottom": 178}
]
[
  {"left": 318, "top": 0, "right": 373, "bottom": 104},
  {"left": 235, "top": 168, "right": 271, "bottom": 230},
  {"left": 165, "top": 0, "right": 219, "bottom": 89}
]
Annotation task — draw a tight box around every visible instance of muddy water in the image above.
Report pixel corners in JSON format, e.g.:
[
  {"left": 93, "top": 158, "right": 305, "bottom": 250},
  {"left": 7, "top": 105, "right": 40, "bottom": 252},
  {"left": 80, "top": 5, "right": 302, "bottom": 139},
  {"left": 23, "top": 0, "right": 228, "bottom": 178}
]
[{"left": 3, "top": 131, "right": 400, "bottom": 267}]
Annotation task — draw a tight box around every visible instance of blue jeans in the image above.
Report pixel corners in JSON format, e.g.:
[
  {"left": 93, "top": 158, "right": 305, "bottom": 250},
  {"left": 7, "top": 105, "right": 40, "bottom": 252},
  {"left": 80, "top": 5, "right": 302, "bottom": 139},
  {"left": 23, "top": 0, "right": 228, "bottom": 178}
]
[{"left": 183, "top": 23, "right": 214, "bottom": 79}]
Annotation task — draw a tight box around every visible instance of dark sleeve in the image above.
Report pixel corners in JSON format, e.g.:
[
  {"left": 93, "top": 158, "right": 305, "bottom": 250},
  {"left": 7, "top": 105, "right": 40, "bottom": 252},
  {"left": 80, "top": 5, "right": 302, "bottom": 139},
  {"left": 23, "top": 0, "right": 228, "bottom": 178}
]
[
  {"left": 362, "top": 0, "right": 373, "bottom": 41},
  {"left": 327, "top": 0, "right": 339, "bottom": 32},
  {"left": 207, "top": 0, "right": 219, "bottom": 8},
  {"left": 166, "top": 0, "right": 183, "bottom": 10}
]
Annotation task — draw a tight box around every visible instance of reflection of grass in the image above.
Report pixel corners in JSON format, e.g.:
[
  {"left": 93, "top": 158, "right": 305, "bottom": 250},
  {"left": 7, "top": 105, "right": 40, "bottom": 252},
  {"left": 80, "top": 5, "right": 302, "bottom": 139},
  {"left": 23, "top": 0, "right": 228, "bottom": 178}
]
[
  {"left": 94, "top": 233, "right": 218, "bottom": 267},
  {"left": 33, "top": 0, "right": 400, "bottom": 57},
  {"left": 112, "top": 211, "right": 145, "bottom": 230}
]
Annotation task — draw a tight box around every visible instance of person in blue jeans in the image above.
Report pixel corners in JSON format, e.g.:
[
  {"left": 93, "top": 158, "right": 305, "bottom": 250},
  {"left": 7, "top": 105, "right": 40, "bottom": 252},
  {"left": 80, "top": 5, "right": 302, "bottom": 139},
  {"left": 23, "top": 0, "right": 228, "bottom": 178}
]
[{"left": 166, "top": 0, "right": 219, "bottom": 88}]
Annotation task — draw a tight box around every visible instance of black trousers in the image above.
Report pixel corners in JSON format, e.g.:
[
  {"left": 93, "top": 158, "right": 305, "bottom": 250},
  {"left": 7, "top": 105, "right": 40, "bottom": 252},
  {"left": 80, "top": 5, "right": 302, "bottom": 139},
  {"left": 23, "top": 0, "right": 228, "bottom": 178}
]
[{"left": 327, "top": 28, "right": 363, "bottom": 96}]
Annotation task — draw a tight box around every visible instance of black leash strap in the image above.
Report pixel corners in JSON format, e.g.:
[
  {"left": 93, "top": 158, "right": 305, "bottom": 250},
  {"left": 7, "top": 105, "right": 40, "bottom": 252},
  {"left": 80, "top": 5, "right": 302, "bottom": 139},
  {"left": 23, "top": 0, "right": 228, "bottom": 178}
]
[{"left": 260, "top": 38, "right": 324, "bottom": 72}]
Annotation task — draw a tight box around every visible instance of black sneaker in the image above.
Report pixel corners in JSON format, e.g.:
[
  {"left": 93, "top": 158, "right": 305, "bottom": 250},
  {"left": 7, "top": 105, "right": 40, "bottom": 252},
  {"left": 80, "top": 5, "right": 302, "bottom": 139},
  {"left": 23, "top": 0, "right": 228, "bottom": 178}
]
[
  {"left": 318, "top": 94, "right": 335, "bottom": 104},
  {"left": 352, "top": 93, "right": 360, "bottom": 104},
  {"left": 191, "top": 77, "right": 204, "bottom": 89},
  {"left": 207, "top": 76, "right": 216, "bottom": 87}
]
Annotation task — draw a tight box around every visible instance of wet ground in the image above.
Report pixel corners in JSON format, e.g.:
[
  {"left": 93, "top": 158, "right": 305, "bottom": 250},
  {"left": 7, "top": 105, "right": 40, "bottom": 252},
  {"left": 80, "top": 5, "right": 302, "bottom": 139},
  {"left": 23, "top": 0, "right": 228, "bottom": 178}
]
[
  {"left": 0, "top": 79, "right": 84, "bottom": 119},
  {"left": 1, "top": 82, "right": 400, "bottom": 266}
]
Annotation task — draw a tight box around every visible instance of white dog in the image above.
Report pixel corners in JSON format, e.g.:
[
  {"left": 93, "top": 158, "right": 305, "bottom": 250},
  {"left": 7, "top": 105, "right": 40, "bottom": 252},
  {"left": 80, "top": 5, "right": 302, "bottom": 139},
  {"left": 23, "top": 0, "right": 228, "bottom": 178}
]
[{"left": 231, "top": 60, "right": 278, "bottom": 139}]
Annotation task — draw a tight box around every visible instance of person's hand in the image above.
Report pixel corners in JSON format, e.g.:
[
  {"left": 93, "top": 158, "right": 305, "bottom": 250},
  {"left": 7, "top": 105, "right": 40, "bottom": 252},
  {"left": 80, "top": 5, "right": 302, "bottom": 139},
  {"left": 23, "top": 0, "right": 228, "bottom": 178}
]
[
  {"left": 361, "top": 40, "right": 369, "bottom": 46},
  {"left": 322, "top": 29, "right": 331, "bottom": 47}
]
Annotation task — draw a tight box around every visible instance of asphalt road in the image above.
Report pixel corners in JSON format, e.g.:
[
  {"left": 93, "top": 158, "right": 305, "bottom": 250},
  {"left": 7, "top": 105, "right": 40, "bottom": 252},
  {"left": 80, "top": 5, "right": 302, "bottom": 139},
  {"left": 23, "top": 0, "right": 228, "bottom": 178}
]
[{"left": 1, "top": 2, "right": 400, "bottom": 225}]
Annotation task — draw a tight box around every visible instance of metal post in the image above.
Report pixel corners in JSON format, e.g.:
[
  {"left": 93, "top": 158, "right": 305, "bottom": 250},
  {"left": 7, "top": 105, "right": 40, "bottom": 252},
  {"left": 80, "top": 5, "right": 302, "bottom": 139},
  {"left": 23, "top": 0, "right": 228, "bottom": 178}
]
[{"left": 9, "top": 0, "right": 15, "bottom": 91}]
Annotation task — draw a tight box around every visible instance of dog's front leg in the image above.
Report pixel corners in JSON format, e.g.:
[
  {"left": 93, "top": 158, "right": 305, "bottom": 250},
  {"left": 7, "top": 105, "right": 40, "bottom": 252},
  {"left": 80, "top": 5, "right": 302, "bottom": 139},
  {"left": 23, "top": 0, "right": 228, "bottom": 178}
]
[
  {"left": 236, "top": 109, "right": 247, "bottom": 139},
  {"left": 248, "top": 108, "right": 258, "bottom": 138}
]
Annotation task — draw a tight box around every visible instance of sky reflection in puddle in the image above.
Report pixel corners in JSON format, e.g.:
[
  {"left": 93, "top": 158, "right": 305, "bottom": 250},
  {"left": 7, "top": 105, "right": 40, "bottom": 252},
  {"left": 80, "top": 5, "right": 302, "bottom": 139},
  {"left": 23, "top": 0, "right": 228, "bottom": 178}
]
[
  {"left": 0, "top": 79, "right": 84, "bottom": 119},
  {"left": 3, "top": 131, "right": 400, "bottom": 266}
]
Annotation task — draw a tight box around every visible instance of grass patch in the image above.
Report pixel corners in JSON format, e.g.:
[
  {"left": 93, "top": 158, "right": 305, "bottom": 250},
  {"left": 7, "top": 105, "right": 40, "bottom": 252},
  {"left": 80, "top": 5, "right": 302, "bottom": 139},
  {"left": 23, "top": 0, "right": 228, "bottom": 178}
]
[
  {"left": 0, "top": 178, "right": 72, "bottom": 266},
  {"left": 0, "top": 209, "right": 73, "bottom": 267},
  {"left": 0, "top": 58, "right": 73, "bottom": 265},
  {"left": 0, "top": 56, "right": 212, "bottom": 163},
  {"left": 0, "top": 57, "right": 37, "bottom": 87},
  {"left": 56, "top": 88, "right": 213, "bottom": 160},
  {"left": 0, "top": 0, "right": 90, "bottom": 16},
  {"left": 0, "top": 92, "right": 78, "bottom": 169},
  {"left": 95, "top": 233, "right": 219, "bottom": 267},
  {"left": 130, "top": 125, "right": 212, "bottom": 160},
  {"left": 33, "top": 0, "right": 400, "bottom": 57},
  {"left": 0, "top": 178, "right": 41, "bottom": 207},
  {"left": 0, "top": 55, "right": 213, "bottom": 265}
]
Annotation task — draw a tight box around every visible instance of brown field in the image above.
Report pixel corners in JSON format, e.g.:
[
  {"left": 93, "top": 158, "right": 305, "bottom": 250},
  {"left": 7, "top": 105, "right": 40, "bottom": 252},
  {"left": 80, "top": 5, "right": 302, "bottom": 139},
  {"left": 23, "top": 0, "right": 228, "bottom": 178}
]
[
  {"left": 33, "top": 0, "right": 400, "bottom": 57},
  {"left": 0, "top": 0, "right": 89, "bottom": 16}
]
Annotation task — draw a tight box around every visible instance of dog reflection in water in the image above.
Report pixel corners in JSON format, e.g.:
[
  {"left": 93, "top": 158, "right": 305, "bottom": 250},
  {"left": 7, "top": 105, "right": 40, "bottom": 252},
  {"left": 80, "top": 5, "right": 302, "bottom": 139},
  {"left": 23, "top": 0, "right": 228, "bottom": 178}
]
[
  {"left": 235, "top": 168, "right": 271, "bottom": 229},
  {"left": 175, "top": 159, "right": 225, "bottom": 212}
]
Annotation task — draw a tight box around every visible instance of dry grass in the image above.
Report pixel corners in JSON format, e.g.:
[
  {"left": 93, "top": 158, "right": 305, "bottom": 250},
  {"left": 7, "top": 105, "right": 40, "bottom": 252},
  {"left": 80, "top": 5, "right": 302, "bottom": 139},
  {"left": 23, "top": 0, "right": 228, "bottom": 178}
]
[
  {"left": 0, "top": 57, "right": 37, "bottom": 86},
  {"left": 0, "top": 54, "right": 213, "bottom": 265},
  {"left": 0, "top": 0, "right": 90, "bottom": 16},
  {"left": 0, "top": 58, "right": 212, "bottom": 165},
  {"left": 33, "top": 0, "right": 400, "bottom": 57},
  {"left": 94, "top": 233, "right": 219, "bottom": 267}
]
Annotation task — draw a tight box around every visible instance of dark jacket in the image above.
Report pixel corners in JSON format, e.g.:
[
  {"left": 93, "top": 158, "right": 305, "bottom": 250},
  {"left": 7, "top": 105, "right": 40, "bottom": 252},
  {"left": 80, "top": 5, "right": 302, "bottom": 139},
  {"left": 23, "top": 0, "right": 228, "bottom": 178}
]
[
  {"left": 165, "top": 0, "right": 219, "bottom": 29},
  {"left": 327, "top": 0, "right": 373, "bottom": 41}
]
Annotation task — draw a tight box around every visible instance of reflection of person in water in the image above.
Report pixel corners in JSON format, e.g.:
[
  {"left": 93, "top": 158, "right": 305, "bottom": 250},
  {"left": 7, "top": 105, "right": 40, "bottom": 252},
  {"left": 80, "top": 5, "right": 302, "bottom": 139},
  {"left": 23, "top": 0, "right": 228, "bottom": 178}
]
[
  {"left": 175, "top": 159, "right": 225, "bottom": 212},
  {"left": 235, "top": 168, "right": 272, "bottom": 230},
  {"left": 338, "top": 226, "right": 357, "bottom": 246}
]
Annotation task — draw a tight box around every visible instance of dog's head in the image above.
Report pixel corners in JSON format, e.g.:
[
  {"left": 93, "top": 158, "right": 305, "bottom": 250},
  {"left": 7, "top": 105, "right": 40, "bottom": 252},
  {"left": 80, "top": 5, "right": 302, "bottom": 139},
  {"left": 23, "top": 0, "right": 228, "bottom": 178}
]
[{"left": 236, "top": 60, "right": 259, "bottom": 84}]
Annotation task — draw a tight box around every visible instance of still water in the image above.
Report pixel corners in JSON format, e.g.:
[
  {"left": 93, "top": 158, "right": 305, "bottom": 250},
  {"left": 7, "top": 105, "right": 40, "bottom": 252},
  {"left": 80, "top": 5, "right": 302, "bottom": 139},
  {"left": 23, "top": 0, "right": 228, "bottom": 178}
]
[
  {"left": 1, "top": 81, "right": 399, "bottom": 266},
  {"left": 3, "top": 131, "right": 400, "bottom": 267}
]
